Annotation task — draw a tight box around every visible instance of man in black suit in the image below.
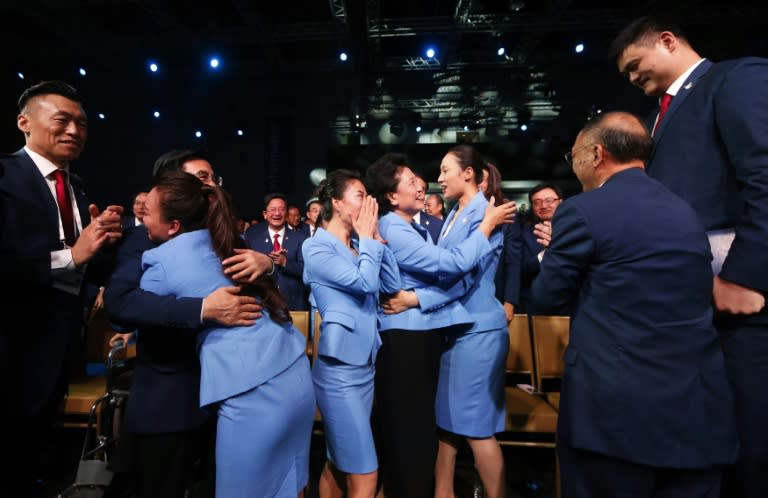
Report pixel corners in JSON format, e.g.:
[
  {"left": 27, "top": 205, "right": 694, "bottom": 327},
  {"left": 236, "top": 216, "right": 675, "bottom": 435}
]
[
  {"left": 0, "top": 80, "right": 124, "bottom": 493},
  {"left": 533, "top": 112, "right": 738, "bottom": 498},
  {"left": 244, "top": 192, "right": 308, "bottom": 310},
  {"left": 610, "top": 17, "right": 768, "bottom": 497},
  {"left": 104, "top": 149, "right": 273, "bottom": 498}
]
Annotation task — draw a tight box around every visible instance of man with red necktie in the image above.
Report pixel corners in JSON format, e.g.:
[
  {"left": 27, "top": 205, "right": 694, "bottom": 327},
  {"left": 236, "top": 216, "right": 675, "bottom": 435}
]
[{"left": 0, "top": 80, "right": 124, "bottom": 494}]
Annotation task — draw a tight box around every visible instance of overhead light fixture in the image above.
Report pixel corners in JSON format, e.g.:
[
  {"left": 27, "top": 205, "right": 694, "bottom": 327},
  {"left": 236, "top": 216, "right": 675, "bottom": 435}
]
[{"left": 389, "top": 120, "right": 404, "bottom": 137}]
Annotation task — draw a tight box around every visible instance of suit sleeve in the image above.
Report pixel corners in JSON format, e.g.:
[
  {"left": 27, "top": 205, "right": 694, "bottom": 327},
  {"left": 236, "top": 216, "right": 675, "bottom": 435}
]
[
  {"left": 715, "top": 60, "right": 768, "bottom": 293},
  {"left": 501, "top": 221, "right": 522, "bottom": 306},
  {"left": 414, "top": 215, "right": 501, "bottom": 311},
  {"left": 530, "top": 202, "right": 593, "bottom": 315},
  {"left": 303, "top": 237, "right": 386, "bottom": 296},
  {"left": 379, "top": 245, "right": 402, "bottom": 294},
  {"left": 386, "top": 218, "right": 492, "bottom": 279},
  {"left": 281, "top": 232, "right": 306, "bottom": 278},
  {"left": 104, "top": 229, "right": 203, "bottom": 329}
]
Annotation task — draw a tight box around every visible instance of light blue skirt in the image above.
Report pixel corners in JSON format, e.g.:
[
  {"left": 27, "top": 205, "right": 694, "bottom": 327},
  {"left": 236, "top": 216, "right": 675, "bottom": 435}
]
[
  {"left": 215, "top": 354, "right": 315, "bottom": 497},
  {"left": 313, "top": 354, "right": 377, "bottom": 474},
  {"left": 436, "top": 328, "right": 508, "bottom": 438}
]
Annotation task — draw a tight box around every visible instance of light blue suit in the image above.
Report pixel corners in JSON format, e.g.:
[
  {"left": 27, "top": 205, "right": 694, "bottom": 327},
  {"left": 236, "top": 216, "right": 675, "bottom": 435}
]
[
  {"left": 141, "top": 230, "right": 315, "bottom": 498},
  {"left": 302, "top": 227, "right": 400, "bottom": 473},
  {"left": 374, "top": 211, "right": 497, "bottom": 494},
  {"left": 377, "top": 211, "right": 493, "bottom": 332},
  {"left": 434, "top": 191, "right": 508, "bottom": 437}
]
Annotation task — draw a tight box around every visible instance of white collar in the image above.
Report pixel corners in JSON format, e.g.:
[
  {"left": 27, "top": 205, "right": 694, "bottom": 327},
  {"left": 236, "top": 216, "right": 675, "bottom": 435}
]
[
  {"left": 665, "top": 58, "right": 706, "bottom": 97},
  {"left": 25, "top": 145, "right": 68, "bottom": 179}
]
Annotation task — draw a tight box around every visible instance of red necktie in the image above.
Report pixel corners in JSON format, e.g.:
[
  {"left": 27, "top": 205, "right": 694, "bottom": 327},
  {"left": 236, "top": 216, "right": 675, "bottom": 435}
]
[
  {"left": 54, "top": 169, "right": 76, "bottom": 246},
  {"left": 652, "top": 93, "right": 673, "bottom": 136},
  {"left": 273, "top": 233, "right": 281, "bottom": 252}
]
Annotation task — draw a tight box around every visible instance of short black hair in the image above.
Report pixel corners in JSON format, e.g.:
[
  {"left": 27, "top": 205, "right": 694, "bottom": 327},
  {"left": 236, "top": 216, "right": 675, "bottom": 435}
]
[
  {"left": 608, "top": 15, "right": 688, "bottom": 62},
  {"left": 152, "top": 149, "right": 209, "bottom": 178},
  {"left": 18, "top": 80, "right": 80, "bottom": 112},
  {"left": 364, "top": 152, "right": 410, "bottom": 214},
  {"left": 528, "top": 183, "right": 564, "bottom": 206},
  {"left": 263, "top": 192, "right": 287, "bottom": 209}
]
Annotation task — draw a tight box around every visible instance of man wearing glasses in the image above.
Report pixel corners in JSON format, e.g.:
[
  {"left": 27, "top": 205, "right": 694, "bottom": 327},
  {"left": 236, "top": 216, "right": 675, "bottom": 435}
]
[{"left": 518, "top": 183, "right": 563, "bottom": 312}]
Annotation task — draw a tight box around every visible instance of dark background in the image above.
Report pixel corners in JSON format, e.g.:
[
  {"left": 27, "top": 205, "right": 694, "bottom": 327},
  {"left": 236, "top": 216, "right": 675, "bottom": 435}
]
[{"left": 1, "top": 0, "right": 766, "bottom": 218}]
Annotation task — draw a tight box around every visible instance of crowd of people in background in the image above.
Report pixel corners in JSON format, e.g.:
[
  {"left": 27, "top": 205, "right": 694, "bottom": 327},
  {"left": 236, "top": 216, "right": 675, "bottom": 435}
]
[{"left": 1, "top": 12, "right": 766, "bottom": 498}]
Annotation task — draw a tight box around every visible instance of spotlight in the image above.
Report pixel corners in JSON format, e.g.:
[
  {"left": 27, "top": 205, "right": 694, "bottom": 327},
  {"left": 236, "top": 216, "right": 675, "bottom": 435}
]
[
  {"left": 153, "top": 111, "right": 160, "bottom": 118},
  {"left": 236, "top": 129, "right": 244, "bottom": 136},
  {"left": 17, "top": 72, "right": 24, "bottom": 80},
  {"left": 497, "top": 46, "right": 506, "bottom": 56},
  {"left": 148, "top": 62, "right": 158, "bottom": 73},
  {"left": 98, "top": 113, "right": 105, "bottom": 120},
  {"left": 209, "top": 57, "right": 220, "bottom": 69},
  {"left": 79, "top": 68, "right": 87, "bottom": 76},
  {"left": 516, "top": 106, "right": 532, "bottom": 131},
  {"left": 194, "top": 130, "right": 203, "bottom": 138},
  {"left": 426, "top": 47, "right": 436, "bottom": 59},
  {"left": 574, "top": 43, "right": 585, "bottom": 54},
  {"left": 339, "top": 51, "right": 348, "bottom": 62}
]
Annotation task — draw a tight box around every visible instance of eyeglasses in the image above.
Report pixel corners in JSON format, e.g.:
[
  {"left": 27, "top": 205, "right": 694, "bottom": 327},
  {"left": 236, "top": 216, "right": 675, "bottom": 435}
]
[
  {"left": 564, "top": 143, "right": 595, "bottom": 165},
  {"left": 194, "top": 171, "right": 223, "bottom": 187},
  {"left": 532, "top": 197, "right": 560, "bottom": 207},
  {"left": 265, "top": 207, "right": 286, "bottom": 214}
]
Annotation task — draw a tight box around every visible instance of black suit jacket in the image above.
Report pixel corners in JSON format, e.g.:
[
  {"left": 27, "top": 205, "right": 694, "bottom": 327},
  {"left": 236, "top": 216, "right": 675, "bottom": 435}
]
[
  {"left": 418, "top": 211, "right": 443, "bottom": 244},
  {"left": 647, "top": 57, "right": 768, "bottom": 327},
  {"left": 533, "top": 168, "right": 738, "bottom": 468},
  {"left": 0, "top": 149, "right": 106, "bottom": 416},
  {"left": 244, "top": 224, "right": 309, "bottom": 310}
]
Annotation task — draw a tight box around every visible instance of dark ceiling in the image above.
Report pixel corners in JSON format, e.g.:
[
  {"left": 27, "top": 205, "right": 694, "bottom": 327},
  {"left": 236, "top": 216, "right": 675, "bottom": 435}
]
[
  {"left": 1, "top": 0, "right": 766, "bottom": 213},
  {"left": 3, "top": 0, "right": 766, "bottom": 134}
]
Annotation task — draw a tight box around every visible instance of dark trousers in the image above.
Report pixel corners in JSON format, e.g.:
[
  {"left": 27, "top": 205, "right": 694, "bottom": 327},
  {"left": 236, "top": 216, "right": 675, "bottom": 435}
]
[
  {"left": 558, "top": 444, "right": 722, "bottom": 498},
  {"left": 374, "top": 329, "right": 442, "bottom": 498},
  {"left": 719, "top": 322, "right": 768, "bottom": 498},
  {"left": 132, "top": 425, "right": 210, "bottom": 498}
]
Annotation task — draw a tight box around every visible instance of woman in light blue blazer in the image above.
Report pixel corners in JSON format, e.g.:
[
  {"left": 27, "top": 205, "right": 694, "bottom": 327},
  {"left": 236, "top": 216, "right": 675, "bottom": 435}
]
[
  {"left": 365, "top": 153, "right": 515, "bottom": 498},
  {"left": 302, "top": 169, "right": 400, "bottom": 498},
  {"left": 139, "top": 171, "right": 315, "bottom": 498},
  {"left": 432, "top": 145, "right": 509, "bottom": 498},
  {"left": 365, "top": 153, "right": 516, "bottom": 498}
]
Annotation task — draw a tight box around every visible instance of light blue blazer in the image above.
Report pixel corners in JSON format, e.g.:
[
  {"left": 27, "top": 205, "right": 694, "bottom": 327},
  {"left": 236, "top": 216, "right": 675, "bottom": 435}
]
[
  {"left": 431, "top": 190, "right": 506, "bottom": 335},
  {"left": 140, "top": 230, "right": 307, "bottom": 407},
  {"left": 302, "top": 228, "right": 401, "bottom": 366},
  {"left": 377, "top": 212, "right": 493, "bottom": 332}
]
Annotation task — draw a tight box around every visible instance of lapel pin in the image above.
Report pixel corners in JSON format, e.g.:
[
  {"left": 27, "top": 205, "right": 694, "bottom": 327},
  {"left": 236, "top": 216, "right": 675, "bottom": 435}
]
[{"left": 683, "top": 82, "right": 693, "bottom": 90}]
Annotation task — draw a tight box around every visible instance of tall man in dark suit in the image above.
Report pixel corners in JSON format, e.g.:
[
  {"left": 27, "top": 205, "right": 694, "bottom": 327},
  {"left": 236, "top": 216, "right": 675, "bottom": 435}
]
[
  {"left": 610, "top": 17, "right": 768, "bottom": 497},
  {"left": 244, "top": 192, "right": 308, "bottom": 310},
  {"left": 532, "top": 112, "right": 738, "bottom": 497},
  {"left": 0, "top": 80, "right": 124, "bottom": 493},
  {"left": 104, "top": 149, "right": 272, "bottom": 498}
]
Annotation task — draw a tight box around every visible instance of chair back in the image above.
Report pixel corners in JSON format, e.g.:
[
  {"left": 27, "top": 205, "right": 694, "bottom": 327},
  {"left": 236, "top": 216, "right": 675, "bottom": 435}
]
[
  {"left": 289, "top": 311, "right": 312, "bottom": 358},
  {"left": 530, "top": 315, "right": 570, "bottom": 391},
  {"left": 506, "top": 314, "right": 535, "bottom": 387}
]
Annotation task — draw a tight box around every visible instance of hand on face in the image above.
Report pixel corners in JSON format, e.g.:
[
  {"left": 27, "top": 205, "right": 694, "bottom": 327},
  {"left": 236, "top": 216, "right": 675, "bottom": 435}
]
[{"left": 352, "top": 195, "right": 379, "bottom": 239}]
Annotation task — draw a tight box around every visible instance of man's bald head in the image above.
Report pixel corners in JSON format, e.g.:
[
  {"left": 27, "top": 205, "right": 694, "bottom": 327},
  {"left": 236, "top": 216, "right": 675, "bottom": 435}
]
[{"left": 569, "top": 112, "right": 653, "bottom": 191}]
